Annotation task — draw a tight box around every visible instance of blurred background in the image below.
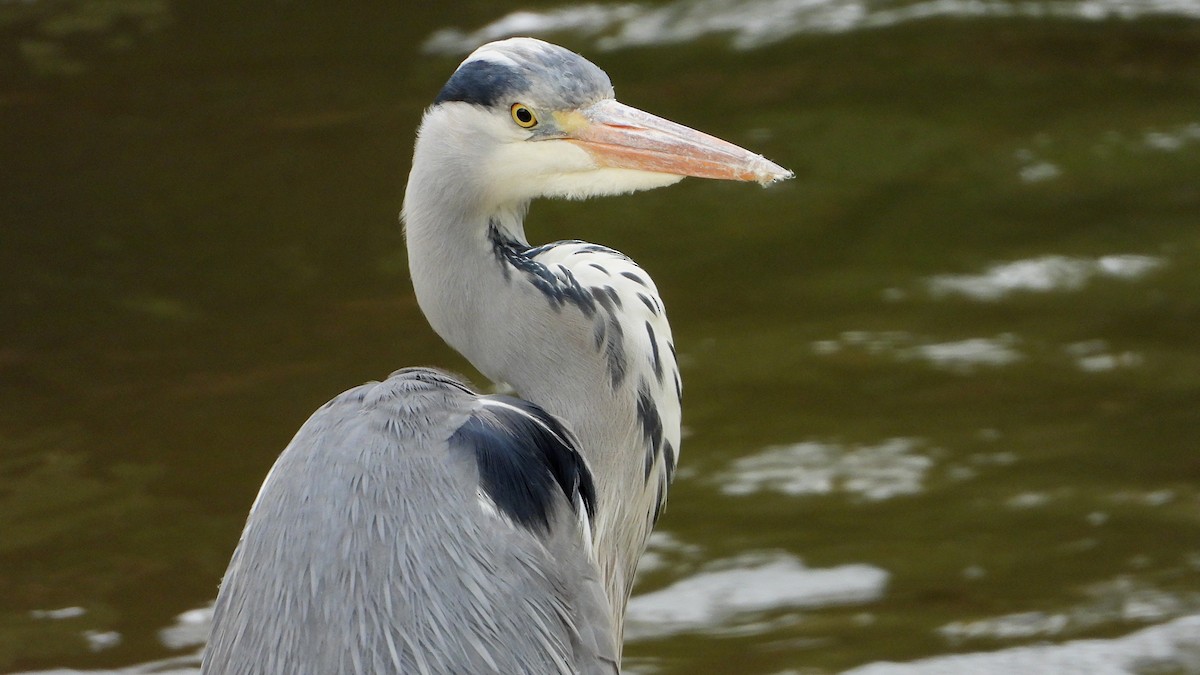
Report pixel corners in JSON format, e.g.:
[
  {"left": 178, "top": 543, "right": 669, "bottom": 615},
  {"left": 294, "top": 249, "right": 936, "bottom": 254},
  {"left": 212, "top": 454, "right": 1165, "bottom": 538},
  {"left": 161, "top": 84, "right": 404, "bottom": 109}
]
[{"left": 2, "top": 1, "right": 1199, "bottom": 673}]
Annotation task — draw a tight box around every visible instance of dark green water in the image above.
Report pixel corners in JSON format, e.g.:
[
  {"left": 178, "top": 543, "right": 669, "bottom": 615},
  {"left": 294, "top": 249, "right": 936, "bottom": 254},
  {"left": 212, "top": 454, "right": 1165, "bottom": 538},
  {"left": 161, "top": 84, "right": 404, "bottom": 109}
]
[{"left": 2, "top": 1, "right": 1199, "bottom": 673}]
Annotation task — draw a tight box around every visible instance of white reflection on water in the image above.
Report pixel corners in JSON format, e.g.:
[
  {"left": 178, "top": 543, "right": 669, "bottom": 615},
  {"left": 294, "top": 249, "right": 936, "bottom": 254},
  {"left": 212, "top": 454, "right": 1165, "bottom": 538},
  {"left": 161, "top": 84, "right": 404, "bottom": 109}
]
[
  {"left": 13, "top": 550, "right": 887, "bottom": 672},
  {"left": 909, "top": 336, "right": 1024, "bottom": 371},
  {"left": 11, "top": 656, "right": 200, "bottom": 675},
  {"left": 17, "top": 585, "right": 1200, "bottom": 675},
  {"left": 717, "top": 438, "right": 933, "bottom": 501},
  {"left": 29, "top": 607, "right": 87, "bottom": 620},
  {"left": 625, "top": 551, "right": 889, "bottom": 641},
  {"left": 1143, "top": 122, "right": 1200, "bottom": 152},
  {"left": 423, "top": 0, "right": 1200, "bottom": 54},
  {"left": 847, "top": 614, "right": 1200, "bottom": 675},
  {"left": 816, "top": 330, "right": 1152, "bottom": 374},
  {"left": 156, "top": 606, "right": 211, "bottom": 652},
  {"left": 814, "top": 331, "right": 1025, "bottom": 372},
  {"left": 635, "top": 530, "right": 705, "bottom": 577},
  {"left": 1064, "top": 339, "right": 1144, "bottom": 373},
  {"left": 81, "top": 630, "right": 121, "bottom": 653},
  {"left": 926, "top": 254, "right": 1164, "bottom": 301},
  {"left": 940, "top": 577, "right": 1200, "bottom": 644},
  {"left": 10, "top": 607, "right": 209, "bottom": 675},
  {"left": 1018, "top": 160, "right": 1062, "bottom": 183}
]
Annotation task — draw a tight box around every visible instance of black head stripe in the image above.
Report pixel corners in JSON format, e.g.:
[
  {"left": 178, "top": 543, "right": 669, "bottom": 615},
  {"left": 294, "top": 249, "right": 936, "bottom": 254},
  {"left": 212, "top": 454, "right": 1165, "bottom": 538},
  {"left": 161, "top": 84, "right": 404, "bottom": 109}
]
[
  {"left": 434, "top": 59, "right": 530, "bottom": 107},
  {"left": 433, "top": 40, "right": 614, "bottom": 110}
]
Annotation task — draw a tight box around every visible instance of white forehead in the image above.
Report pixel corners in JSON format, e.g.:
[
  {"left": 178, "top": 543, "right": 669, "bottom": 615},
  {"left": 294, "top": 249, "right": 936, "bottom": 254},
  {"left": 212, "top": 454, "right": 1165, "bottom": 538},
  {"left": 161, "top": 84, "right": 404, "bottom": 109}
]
[
  {"left": 461, "top": 37, "right": 557, "bottom": 70},
  {"left": 437, "top": 38, "right": 614, "bottom": 110}
]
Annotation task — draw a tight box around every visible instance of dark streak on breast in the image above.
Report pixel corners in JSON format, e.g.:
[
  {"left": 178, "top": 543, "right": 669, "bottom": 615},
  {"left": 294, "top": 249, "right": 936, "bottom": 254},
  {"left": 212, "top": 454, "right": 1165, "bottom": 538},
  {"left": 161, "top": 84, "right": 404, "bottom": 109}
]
[
  {"left": 636, "top": 384, "right": 664, "bottom": 482},
  {"left": 636, "top": 293, "right": 657, "bottom": 315},
  {"left": 662, "top": 439, "right": 676, "bottom": 483},
  {"left": 488, "top": 221, "right": 596, "bottom": 319},
  {"left": 667, "top": 341, "right": 682, "bottom": 402},
  {"left": 605, "top": 315, "right": 626, "bottom": 388},
  {"left": 620, "top": 271, "right": 648, "bottom": 287},
  {"left": 646, "top": 321, "right": 663, "bottom": 383},
  {"left": 603, "top": 285, "right": 622, "bottom": 308},
  {"left": 652, "top": 479, "right": 667, "bottom": 525},
  {"left": 590, "top": 286, "right": 615, "bottom": 312}
]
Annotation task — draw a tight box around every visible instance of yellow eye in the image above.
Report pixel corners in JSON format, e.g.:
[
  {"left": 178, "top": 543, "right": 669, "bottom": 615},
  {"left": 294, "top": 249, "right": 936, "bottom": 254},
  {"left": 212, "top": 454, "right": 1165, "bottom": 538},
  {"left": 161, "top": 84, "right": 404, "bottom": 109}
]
[{"left": 510, "top": 103, "right": 537, "bottom": 128}]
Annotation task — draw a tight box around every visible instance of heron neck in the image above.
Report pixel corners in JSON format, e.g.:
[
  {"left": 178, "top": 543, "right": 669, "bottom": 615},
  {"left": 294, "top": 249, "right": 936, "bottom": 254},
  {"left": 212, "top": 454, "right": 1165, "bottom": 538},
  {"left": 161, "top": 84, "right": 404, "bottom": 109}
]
[{"left": 404, "top": 170, "right": 653, "bottom": 639}]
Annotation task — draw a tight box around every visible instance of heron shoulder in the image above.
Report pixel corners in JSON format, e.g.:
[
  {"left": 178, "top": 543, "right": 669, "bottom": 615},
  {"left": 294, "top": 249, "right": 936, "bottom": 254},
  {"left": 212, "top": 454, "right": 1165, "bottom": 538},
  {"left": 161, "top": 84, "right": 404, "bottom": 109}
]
[{"left": 204, "top": 368, "right": 618, "bottom": 675}]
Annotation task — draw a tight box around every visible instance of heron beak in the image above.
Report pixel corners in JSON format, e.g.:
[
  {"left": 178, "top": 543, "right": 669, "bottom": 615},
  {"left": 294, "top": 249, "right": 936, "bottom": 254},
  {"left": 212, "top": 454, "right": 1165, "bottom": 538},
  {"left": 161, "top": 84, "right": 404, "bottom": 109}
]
[{"left": 560, "top": 99, "right": 793, "bottom": 186}]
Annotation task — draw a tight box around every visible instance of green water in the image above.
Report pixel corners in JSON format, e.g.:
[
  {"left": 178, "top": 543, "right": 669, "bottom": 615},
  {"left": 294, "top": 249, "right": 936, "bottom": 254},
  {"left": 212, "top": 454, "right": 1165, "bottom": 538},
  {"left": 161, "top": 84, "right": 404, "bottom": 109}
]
[{"left": 2, "top": 2, "right": 1199, "bottom": 673}]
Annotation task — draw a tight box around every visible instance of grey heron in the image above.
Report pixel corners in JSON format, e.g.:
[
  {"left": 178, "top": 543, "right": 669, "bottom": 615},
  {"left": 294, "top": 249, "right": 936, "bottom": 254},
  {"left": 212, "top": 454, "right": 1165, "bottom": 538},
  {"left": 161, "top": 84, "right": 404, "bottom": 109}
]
[{"left": 202, "top": 38, "right": 790, "bottom": 674}]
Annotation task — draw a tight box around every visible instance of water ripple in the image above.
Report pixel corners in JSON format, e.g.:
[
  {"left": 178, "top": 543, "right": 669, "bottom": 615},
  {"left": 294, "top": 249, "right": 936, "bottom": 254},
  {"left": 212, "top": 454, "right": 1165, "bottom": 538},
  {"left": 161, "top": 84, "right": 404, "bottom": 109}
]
[
  {"left": 423, "top": 0, "right": 1200, "bottom": 55},
  {"left": 926, "top": 254, "right": 1165, "bottom": 302},
  {"left": 625, "top": 551, "right": 889, "bottom": 641},
  {"left": 848, "top": 614, "right": 1200, "bottom": 674},
  {"left": 717, "top": 438, "right": 934, "bottom": 500}
]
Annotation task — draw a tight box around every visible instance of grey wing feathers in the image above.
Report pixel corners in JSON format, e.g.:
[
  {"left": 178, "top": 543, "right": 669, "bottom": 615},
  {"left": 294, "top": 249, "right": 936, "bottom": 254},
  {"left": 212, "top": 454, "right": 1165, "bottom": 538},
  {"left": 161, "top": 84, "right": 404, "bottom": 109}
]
[{"left": 202, "top": 367, "right": 618, "bottom": 675}]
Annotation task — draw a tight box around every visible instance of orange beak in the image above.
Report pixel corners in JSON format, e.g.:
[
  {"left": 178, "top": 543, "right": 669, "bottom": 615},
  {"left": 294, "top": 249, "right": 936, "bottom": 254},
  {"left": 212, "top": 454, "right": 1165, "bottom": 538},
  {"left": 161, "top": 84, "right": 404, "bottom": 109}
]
[{"left": 562, "top": 99, "right": 793, "bottom": 186}]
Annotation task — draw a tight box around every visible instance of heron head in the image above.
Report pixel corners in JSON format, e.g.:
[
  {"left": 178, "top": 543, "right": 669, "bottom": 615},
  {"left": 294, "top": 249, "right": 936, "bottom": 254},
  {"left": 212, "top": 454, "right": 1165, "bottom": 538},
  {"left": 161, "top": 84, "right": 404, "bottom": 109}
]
[{"left": 418, "top": 38, "right": 792, "bottom": 210}]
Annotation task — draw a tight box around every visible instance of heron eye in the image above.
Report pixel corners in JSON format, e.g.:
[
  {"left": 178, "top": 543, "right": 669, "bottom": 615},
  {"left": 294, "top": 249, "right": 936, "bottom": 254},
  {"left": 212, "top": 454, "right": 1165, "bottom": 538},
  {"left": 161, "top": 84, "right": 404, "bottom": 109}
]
[{"left": 510, "top": 103, "right": 537, "bottom": 128}]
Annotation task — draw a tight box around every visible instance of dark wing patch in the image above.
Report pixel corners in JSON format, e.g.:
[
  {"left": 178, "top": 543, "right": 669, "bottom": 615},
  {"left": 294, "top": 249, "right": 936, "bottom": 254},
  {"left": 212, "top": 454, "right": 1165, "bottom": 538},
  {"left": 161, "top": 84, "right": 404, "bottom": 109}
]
[{"left": 450, "top": 396, "right": 597, "bottom": 535}]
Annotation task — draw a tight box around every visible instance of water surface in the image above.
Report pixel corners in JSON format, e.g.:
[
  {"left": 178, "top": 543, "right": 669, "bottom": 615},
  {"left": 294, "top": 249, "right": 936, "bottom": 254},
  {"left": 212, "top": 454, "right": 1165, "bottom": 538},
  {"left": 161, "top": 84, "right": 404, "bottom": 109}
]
[{"left": 2, "top": 1, "right": 1199, "bottom": 673}]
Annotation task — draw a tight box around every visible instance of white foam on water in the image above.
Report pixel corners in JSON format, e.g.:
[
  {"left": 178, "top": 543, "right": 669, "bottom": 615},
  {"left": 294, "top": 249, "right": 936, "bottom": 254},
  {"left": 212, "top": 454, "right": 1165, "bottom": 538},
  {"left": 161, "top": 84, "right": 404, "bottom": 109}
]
[
  {"left": 625, "top": 551, "right": 889, "bottom": 641},
  {"left": 29, "top": 607, "right": 87, "bottom": 620},
  {"left": 926, "top": 254, "right": 1164, "bottom": 301},
  {"left": 814, "top": 330, "right": 1027, "bottom": 372},
  {"left": 1006, "top": 491, "right": 1053, "bottom": 508},
  {"left": 845, "top": 613, "right": 1200, "bottom": 674},
  {"left": 634, "top": 530, "right": 705, "bottom": 578},
  {"left": 940, "top": 611, "right": 1071, "bottom": 641},
  {"left": 1019, "top": 160, "right": 1062, "bottom": 182},
  {"left": 157, "top": 606, "right": 213, "bottom": 651},
  {"left": 423, "top": 0, "right": 1200, "bottom": 55},
  {"left": 924, "top": 577, "right": 1200, "bottom": 661},
  {"left": 10, "top": 654, "right": 201, "bottom": 675},
  {"left": 1064, "top": 339, "right": 1144, "bottom": 372},
  {"left": 82, "top": 630, "right": 122, "bottom": 652},
  {"left": 1143, "top": 122, "right": 1200, "bottom": 151},
  {"left": 905, "top": 335, "right": 1024, "bottom": 371},
  {"left": 1109, "top": 489, "right": 1177, "bottom": 507},
  {"left": 18, "top": 580, "right": 1198, "bottom": 674},
  {"left": 12, "top": 605, "right": 212, "bottom": 674},
  {"left": 717, "top": 437, "right": 934, "bottom": 500},
  {"left": 423, "top": 4, "right": 643, "bottom": 55}
]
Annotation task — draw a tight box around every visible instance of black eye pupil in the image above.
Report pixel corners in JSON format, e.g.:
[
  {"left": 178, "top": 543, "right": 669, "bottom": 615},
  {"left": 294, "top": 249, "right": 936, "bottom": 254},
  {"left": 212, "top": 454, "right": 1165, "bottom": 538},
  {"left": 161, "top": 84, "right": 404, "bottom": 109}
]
[{"left": 516, "top": 108, "right": 532, "bottom": 123}]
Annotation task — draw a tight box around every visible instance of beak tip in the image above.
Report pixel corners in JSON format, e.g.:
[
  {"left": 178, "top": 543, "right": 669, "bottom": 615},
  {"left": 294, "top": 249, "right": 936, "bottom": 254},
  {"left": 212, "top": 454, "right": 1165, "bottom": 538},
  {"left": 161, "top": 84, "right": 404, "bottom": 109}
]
[{"left": 752, "top": 158, "right": 795, "bottom": 187}]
